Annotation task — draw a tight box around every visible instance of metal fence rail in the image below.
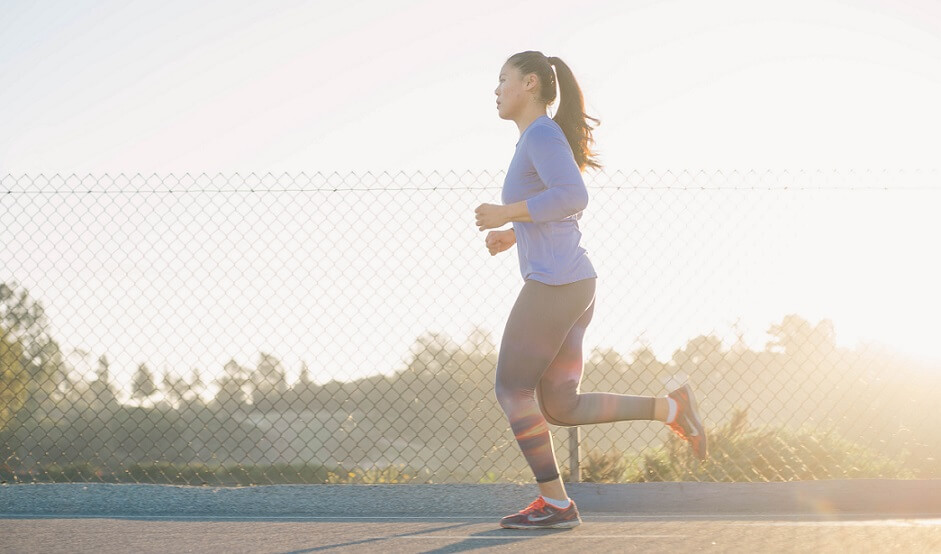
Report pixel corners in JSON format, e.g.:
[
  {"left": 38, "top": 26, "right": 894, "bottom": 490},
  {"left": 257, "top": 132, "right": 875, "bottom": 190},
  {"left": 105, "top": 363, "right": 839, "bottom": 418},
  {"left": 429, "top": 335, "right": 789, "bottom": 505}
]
[{"left": 1, "top": 170, "right": 939, "bottom": 485}]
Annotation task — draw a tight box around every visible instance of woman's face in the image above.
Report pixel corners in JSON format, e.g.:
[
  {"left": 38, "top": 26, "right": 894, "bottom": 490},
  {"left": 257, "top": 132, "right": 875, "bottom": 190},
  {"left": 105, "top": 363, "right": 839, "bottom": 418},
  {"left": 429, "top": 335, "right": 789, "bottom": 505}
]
[{"left": 494, "top": 63, "right": 533, "bottom": 120}]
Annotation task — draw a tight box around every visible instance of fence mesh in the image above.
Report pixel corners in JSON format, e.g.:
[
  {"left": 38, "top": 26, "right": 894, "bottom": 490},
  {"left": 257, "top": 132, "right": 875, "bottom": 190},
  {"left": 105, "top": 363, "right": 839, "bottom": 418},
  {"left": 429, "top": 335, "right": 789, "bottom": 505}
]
[{"left": 1, "top": 169, "right": 939, "bottom": 485}]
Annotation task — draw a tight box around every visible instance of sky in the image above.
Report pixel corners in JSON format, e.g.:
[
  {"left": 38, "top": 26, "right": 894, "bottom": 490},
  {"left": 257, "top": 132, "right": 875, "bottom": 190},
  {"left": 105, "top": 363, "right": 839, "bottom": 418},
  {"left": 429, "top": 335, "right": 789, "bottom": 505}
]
[
  {"left": 2, "top": 0, "right": 941, "bottom": 173},
  {"left": 1, "top": 0, "right": 940, "bottom": 394}
]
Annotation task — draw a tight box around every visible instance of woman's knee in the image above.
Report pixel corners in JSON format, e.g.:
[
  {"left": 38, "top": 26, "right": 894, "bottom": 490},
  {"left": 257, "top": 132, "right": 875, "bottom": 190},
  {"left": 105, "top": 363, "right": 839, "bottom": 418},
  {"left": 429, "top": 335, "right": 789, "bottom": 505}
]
[
  {"left": 494, "top": 381, "right": 535, "bottom": 415},
  {"left": 494, "top": 354, "right": 549, "bottom": 408},
  {"left": 537, "top": 379, "right": 579, "bottom": 426},
  {"left": 539, "top": 403, "right": 572, "bottom": 426},
  {"left": 493, "top": 368, "right": 518, "bottom": 406}
]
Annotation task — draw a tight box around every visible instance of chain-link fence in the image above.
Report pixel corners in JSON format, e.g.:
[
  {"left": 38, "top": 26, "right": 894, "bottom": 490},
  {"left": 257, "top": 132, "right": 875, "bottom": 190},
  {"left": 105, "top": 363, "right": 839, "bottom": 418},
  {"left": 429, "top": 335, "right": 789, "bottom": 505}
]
[{"left": 1, "top": 170, "right": 939, "bottom": 485}]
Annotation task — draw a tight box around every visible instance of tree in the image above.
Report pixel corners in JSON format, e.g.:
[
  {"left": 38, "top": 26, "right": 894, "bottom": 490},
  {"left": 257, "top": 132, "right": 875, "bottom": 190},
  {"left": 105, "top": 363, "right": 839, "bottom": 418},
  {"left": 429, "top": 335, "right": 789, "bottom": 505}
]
[
  {"left": 162, "top": 370, "right": 189, "bottom": 406},
  {"left": 87, "top": 353, "right": 117, "bottom": 409},
  {"left": 190, "top": 368, "right": 205, "bottom": 401},
  {"left": 0, "top": 281, "right": 67, "bottom": 415},
  {"left": 132, "top": 362, "right": 157, "bottom": 401},
  {"left": 213, "top": 358, "right": 250, "bottom": 412},
  {"left": 249, "top": 352, "right": 287, "bottom": 410},
  {"left": 462, "top": 324, "right": 496, "bottom": 356},
  {"left": 674, "top": 334, "right": 724, "bottom": 367},
  {"left": 765, "top": 314, "right": 836, "bottom": 359},
  {"left": 407, "top": 331, "right": 461, "bottom": 377},
  {"left": 298, "top": 361, "right": 312, "bottom": 386},
  {"left": 0, "top": 324, "right": 27, "bottom": 431}
]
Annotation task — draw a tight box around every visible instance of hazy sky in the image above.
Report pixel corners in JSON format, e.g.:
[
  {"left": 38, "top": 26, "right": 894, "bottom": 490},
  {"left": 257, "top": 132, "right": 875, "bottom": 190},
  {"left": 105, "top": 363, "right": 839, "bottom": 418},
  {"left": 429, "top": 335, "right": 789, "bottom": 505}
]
[
  {"left": 2, "top": 0, "right": 940, "bottom": 174},
  {"left": 2, "top": 1, "right": 940, "bottom": 394}
]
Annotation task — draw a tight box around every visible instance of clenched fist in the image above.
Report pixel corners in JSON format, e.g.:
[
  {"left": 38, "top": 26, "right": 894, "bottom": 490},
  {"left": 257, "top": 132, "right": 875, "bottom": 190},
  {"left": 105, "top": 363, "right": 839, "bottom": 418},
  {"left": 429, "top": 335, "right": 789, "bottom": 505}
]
[
  {"left": 485, "top": 229, "right": 516, "bottom": 256},
  {"left": 475, "top": 203, "right": 509, "bottom": 231}
]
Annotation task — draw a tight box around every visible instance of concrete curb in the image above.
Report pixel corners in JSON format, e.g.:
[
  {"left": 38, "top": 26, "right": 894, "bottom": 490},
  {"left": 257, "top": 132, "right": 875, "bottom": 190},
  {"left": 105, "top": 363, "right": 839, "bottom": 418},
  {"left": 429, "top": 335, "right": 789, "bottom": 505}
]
[{"left": 2, "top": 480, "right": 940, "bottom": 517}]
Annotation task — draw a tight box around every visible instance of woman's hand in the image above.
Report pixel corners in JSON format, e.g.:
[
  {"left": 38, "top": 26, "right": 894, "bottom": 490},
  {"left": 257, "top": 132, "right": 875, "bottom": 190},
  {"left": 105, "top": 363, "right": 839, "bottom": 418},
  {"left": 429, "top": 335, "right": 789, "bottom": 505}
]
[
  {"left": 485, "top": 229, "right": 516, "bottom": 256},
  {"left": 475, "top": 203, "right": 509, "bottom": 231}
]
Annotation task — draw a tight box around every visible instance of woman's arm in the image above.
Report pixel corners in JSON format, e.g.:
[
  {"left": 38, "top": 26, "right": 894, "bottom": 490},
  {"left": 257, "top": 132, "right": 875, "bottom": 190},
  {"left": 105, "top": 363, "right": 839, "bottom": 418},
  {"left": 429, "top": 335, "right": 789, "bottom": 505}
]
[
  {"left": 502, "top": 201, "right": 533, "bottom": 223},
  {"left": 519, "top": 125, "right": 589, "bottom": 223}
]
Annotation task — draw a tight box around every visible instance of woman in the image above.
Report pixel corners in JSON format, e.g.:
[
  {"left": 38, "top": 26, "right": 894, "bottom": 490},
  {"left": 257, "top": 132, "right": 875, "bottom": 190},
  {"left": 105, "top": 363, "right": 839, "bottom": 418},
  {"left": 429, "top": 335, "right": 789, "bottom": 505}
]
[{"left": 474, "top": 50, "right": 708, "bottom": 530}]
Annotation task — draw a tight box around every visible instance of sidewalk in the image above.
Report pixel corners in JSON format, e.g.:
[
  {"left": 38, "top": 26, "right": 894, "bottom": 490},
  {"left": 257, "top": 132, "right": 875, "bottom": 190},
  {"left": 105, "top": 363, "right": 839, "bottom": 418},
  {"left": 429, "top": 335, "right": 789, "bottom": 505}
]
[{"left": 3, "top": 479, "right": 940, "bottom": 517}]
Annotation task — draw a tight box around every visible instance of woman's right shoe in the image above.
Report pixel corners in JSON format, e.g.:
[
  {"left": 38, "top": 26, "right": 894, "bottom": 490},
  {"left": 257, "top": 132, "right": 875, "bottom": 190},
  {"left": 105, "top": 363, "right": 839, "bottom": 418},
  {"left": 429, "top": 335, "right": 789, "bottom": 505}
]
[
  {"left": 499, "top": 495, "right": 582, "bottom": 529},
  {"left": 666, "top": 382, "right": 708, "bottom": 460}
]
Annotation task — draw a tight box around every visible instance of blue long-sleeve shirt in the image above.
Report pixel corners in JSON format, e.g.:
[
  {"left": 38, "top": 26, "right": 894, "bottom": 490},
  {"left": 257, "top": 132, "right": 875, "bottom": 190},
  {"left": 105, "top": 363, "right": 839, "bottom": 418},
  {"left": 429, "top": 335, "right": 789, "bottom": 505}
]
[{"left": 501, "top": 115, "right": 598, "bottom": 285}]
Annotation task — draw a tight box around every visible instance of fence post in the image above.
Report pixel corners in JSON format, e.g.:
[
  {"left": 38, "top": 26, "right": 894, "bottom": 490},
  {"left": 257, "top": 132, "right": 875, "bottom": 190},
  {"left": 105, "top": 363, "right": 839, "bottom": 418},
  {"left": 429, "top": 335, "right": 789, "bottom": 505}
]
[{"left": 568, "top": 425, "right": 580, "bottom": 482}]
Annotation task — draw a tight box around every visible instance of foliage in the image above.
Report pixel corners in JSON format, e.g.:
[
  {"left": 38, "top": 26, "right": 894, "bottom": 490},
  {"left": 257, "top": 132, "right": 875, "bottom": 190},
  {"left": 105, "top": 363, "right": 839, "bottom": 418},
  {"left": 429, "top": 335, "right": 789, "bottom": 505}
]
[
  {"left": 630, "top": 407, "right": 913, "bottom": 482},
  {"left": 0, "top": 325, "right": 27, "bottom": 431},
  {"left": 563, "top": 407, "right": 913, "bottom": 483}
]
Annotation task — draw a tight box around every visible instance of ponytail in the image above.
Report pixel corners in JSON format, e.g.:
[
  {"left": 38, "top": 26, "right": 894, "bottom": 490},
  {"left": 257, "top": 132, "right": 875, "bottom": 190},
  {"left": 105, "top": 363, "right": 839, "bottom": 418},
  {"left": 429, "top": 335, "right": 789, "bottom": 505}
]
[{"left": 506, "top": 51, "right": 602, "bottom": 172}]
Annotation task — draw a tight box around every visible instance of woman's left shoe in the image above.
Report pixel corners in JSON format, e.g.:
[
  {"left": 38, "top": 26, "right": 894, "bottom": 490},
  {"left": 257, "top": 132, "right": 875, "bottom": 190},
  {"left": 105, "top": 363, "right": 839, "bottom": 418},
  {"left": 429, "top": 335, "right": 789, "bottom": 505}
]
[
  {"left": 666, "top": 382, "right": 708, "bottom": 460},
  {"left": 499, "top": 495, "right": 582, "bottom": 529}
]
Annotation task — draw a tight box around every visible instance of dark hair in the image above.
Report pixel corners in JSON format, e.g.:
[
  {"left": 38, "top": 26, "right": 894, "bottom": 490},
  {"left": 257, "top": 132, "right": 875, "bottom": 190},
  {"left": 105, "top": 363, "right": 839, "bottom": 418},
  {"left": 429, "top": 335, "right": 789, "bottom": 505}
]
[{"left": 506, "top": 50, "right": 602, "bottom": 172}]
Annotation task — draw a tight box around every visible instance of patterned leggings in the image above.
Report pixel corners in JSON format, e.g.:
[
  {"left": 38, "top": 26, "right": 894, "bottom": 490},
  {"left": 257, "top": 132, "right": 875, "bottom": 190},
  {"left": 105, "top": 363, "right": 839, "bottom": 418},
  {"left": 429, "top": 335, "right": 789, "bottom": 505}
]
[{"left": 494, "top": 276, "right": 656, "bottom": 483}]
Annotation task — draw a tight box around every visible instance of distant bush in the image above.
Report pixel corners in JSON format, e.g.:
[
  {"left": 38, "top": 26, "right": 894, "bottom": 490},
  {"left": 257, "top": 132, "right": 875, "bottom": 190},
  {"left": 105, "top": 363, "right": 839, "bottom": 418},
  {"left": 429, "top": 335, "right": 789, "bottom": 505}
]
[
  {"left": 0, "top": 461, "right": 438, "bottom": 485},
  {"left": 562, "top": 447, "right": 634, "bottom": 483},
  {"left": 564, "top": 407, "right": 913, "bottom": 483},
  {"left": 0, "top": 326, "right": 27, "bottom": 432}
]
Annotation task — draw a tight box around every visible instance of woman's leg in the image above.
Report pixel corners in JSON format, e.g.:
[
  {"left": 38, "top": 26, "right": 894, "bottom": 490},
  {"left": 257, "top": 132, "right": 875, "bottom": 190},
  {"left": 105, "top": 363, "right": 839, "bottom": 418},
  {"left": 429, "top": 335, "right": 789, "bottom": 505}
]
[
  {"left": 494, "top": 277, "right": 596, "bottom": 485},
  {"left": 536, "top": 293, "right": 660, "bottom": 426}
]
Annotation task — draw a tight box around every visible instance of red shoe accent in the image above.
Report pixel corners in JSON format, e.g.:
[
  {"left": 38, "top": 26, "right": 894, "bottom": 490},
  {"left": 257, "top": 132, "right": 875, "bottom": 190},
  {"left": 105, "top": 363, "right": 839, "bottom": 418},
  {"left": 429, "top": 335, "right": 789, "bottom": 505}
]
[
  {"left": 666, "top": 383, "right": 708, "bottom": 460},
  {"left": 520, "top": 495, "right": 547, "bottom": 514},
  {"left": 499, "top": 495, "right": 581, "bottom": 529}
]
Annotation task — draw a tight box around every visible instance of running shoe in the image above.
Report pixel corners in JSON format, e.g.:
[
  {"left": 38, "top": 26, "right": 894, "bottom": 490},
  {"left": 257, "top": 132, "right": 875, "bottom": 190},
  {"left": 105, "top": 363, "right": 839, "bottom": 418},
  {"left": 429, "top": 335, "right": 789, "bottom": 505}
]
[
  {"left": 666, "top": 382, "right": 708, "bottom": 460},
  {"left": 499, "top": 495, "right": 582, "bottom": 529}
]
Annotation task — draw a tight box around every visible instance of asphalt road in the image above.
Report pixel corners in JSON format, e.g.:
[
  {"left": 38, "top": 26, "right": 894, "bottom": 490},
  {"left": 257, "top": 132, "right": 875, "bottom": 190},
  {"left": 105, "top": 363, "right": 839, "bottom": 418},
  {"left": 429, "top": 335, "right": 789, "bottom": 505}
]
[
  {"left": 3, "top": 513, "right": 941, "bottom": 553},
  {"left": 3, "top": 481, "right": 941, "bottom": 552}
]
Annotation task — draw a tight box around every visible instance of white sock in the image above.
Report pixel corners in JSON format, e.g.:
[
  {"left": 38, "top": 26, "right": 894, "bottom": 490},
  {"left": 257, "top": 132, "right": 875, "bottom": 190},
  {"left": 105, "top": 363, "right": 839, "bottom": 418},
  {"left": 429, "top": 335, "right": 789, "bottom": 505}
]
[
  {"left": 665, "top": 397, "right": 678, "bottom": 424},
  {"left": 542, "top": 495, "right": 571, "bottom": 509}
]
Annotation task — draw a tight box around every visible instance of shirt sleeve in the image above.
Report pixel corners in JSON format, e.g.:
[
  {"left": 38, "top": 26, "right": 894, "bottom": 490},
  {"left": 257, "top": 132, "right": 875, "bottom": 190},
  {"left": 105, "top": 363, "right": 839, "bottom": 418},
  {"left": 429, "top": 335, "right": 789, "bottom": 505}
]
[{"left": 523, "top": 124, "right": 589, "bottom": 223}]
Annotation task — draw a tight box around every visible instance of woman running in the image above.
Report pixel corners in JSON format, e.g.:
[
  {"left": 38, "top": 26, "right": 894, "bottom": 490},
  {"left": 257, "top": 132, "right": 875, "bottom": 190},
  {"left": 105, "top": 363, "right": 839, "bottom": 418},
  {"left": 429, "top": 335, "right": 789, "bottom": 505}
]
[{"left": 475, "top": 50, "right": 708, "bottom": 530}]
